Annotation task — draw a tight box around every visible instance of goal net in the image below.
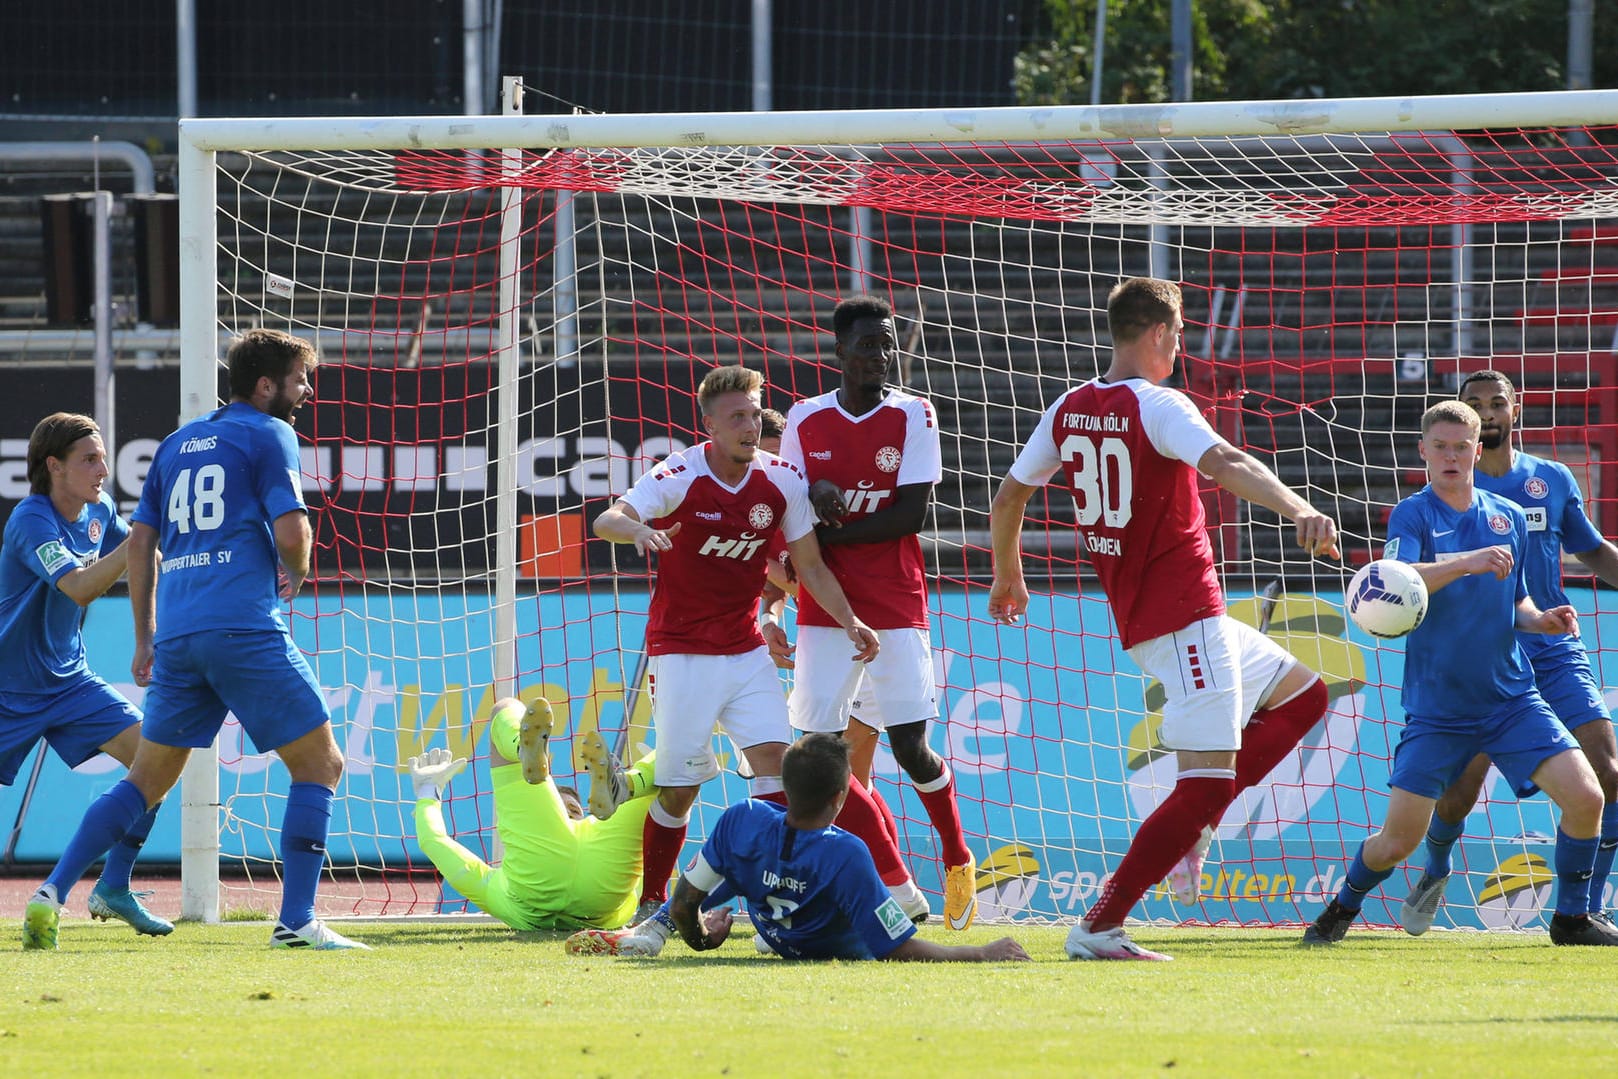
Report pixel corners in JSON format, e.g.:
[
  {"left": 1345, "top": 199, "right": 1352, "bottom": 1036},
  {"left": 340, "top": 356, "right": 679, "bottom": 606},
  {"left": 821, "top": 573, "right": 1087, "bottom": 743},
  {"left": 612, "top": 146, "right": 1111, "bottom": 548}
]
[{"left": 179, "top": 90, "right": 1618, "bottom": 929}]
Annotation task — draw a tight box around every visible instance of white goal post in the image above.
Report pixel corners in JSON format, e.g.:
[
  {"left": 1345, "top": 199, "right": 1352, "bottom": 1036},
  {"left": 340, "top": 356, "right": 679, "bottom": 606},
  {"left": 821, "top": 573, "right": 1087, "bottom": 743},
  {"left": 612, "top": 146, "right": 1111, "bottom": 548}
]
[{"left": 175, "top": 89, "right": 1618, "bottom": 928}]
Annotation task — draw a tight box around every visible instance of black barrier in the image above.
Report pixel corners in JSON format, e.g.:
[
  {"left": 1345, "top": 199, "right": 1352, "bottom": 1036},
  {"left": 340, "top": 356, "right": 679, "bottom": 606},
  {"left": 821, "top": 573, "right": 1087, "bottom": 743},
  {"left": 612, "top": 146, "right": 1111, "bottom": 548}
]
[{"left": 0, "top": 358, "right": 833, "bottom": 579}]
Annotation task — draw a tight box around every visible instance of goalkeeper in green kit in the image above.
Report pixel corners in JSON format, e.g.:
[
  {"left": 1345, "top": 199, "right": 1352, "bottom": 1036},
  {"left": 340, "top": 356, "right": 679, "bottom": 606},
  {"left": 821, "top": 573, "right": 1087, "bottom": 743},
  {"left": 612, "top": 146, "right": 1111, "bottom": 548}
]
[{"left": 407, "top": 696, "right": 656, "bottom": 930}]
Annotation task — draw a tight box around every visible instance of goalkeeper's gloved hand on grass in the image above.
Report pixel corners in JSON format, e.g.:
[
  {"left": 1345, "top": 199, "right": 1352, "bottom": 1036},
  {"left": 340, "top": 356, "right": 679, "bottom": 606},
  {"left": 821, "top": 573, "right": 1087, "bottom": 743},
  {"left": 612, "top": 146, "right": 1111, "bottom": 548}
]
[{"left": 407, "top": 747, "right": 468, "bottom": 800}]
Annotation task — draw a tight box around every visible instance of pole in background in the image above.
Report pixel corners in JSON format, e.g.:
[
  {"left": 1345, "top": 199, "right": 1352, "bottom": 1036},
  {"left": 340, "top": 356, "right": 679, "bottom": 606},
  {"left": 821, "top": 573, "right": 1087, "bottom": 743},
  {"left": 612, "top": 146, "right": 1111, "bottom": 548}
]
[
  {"left": 752, "top": 0, "right": 773, "bottom": 112},
  {"left": 176, "top": 0, "right": 197, "bottom": 118},
  {"left": 1170, "top": 0, "right": 1193, "bottom": 102},
  {"left": 1568, "top": 0, "right": 1593, "bottom": 91},
  {"left": 464, "top": 0, "right": 487, "bottom": 115},
  {"left": 1090, "top": 0, "right": 1107, "bottom": 107}
]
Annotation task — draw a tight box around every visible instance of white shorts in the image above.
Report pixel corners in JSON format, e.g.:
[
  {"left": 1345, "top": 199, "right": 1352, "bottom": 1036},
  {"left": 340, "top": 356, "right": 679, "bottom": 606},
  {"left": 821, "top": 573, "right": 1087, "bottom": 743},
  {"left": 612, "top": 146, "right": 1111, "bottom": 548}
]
[
  {"left": 648, "top": 648, "right": 791, "bottom": 787},
  {"left": 789, "top": 625, "right": 937, "bottom": 733},
  {"left": 1126, "top": 615, "right": 1296, "bottom": 753}
]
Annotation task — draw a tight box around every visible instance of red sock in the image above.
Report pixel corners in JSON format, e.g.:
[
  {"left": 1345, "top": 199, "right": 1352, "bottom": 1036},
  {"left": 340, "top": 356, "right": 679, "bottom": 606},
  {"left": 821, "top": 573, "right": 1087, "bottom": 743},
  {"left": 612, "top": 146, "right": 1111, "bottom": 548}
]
[
  {"left": 1086, "top": 775, "right": 1235, "bottom": 932},
  {"left": 639, "top": 810, "right": 687, "bottom": 905},
  {"left": 868, "top": 783, "right": 902, "bottom": 849},
  {"left": 834, "top": 775, "right": 911, "bottom": 886},
  {"left": 1236, "top": 679, "right": 1329, "bottom": 791},
  {"left": 912, "top": 764, "right": 972, "bottom": 867}
]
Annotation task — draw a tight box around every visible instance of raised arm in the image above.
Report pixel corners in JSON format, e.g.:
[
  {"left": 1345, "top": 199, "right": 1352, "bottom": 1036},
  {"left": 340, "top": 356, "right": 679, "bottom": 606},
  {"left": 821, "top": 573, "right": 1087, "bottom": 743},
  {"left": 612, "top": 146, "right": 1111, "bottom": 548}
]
[{"left": 1196, "top": 442, "right": 1339, "bottom": 559}]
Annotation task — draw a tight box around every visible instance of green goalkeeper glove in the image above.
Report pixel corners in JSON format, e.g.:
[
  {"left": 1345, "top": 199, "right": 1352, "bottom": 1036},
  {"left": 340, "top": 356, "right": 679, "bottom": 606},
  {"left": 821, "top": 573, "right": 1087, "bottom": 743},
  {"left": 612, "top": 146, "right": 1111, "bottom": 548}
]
[{"left": 407, "top": 747, "right": 468, "bottom": 801}]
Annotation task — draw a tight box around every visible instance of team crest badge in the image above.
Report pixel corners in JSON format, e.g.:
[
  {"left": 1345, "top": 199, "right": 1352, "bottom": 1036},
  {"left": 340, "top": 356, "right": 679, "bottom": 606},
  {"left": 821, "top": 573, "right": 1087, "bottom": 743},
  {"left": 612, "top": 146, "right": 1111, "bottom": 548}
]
[
  {"left": 1523, "top": 477, "right": 1549, "bottom": 499},
  {"left": 1488, "top": 513, "right": 1511, "bottom": 534},
  {"left": 874, "top": 446, "right": 902, "bottom": 473},
  {"left": 748, "top": 503, "right": 774, "bottom": 530},
  {"left": 88, "top": 520, "right": 102, "bottom": 543}
]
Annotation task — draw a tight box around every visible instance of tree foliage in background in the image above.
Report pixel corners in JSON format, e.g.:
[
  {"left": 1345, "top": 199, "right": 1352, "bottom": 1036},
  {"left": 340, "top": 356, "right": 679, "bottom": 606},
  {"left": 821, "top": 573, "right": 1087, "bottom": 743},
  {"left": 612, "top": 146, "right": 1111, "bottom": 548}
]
[{"left": 1015, "top": 0, "right": 1614, "bottom": 105}]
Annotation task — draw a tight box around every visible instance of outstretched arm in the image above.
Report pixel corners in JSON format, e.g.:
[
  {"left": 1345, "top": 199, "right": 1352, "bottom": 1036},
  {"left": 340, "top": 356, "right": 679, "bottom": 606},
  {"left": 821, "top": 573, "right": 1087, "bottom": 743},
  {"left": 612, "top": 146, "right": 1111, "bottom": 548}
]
[
  {"left": 1196, "top": 442, "right": 1338, "bottom": 559},
  {"left": 884, "top": 935, "right": 1030, "bottom": 962},
  {"left": 594, "top": 500, "right": 682, "bottom": 557},
  {"left": 55, "top": 535, "right": 131, "bottom": 607}
]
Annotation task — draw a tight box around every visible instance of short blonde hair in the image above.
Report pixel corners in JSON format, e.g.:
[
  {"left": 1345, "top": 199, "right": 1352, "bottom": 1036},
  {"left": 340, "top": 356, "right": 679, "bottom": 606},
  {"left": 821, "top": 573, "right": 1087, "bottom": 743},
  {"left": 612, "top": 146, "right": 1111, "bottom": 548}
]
[
  {"left": 697, "top": 365, "right": 764, "bottom": 414},
  {"left": 1421, "top": 399, "right": 1481, "bottom": 437}
]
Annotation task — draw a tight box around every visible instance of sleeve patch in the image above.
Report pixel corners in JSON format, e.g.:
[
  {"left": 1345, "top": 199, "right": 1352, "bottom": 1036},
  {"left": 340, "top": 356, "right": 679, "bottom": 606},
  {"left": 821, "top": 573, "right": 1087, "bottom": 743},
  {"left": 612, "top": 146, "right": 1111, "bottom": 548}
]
[
  {"left": 1383, "top": 536, "right": 1400, "bottom": 561},
  {"left": 875, "top": 897, "right": 911, "bottom": 940},
  {"left": 34, "top": 539, "right": 76, "bottom": 575}
]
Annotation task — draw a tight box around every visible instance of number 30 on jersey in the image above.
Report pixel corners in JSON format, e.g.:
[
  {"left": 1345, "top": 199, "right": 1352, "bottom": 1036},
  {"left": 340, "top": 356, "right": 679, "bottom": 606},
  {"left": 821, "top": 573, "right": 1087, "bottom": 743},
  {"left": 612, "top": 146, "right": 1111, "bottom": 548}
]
[
  {"left": 167, "top": 464, "right": 227, "bottom": 533},
  {"left": 1060, "top": 434, "right": 1133, "bottom": 528}
]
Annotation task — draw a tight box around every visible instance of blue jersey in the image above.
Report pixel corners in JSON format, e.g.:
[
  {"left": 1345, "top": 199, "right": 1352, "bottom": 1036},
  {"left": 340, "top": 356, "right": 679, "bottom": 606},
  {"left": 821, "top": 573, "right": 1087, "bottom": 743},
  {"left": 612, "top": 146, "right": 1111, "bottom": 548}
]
[
  {"left": 689, "top": 799, "right": 916, "bottom": 960},
  {"left": 1384, "top": 487, "right": 1531, "bottom": 723},
  {"left": 132, "top": 402, "right": 306, "bottom": 643},
  {"left": 1473, "top": 451, "right": 1603, "bottom": 661},
  {"left": 0, "top": 492, "right": 128, "bottom": 691}
]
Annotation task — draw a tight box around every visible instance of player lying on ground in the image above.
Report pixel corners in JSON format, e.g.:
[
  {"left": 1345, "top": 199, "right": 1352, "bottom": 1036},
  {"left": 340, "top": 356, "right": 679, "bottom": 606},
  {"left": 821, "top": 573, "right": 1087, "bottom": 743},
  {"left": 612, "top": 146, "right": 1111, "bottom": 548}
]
[
  {"left": 1398, "top": 370, "right": 1618, "bottom": 934},
  {"left": 565, "top": 733, "right": 1028, "bottom": 962},
  {"left": 8, "top": 413, "right": 171, "bottom": 945},
  {"left": 989, "top": 277, "right": 1338, "bottom": 961},
  {"left": 408, "top": 696, "right": 660, "bottom": 931},
  {"left": 1304, "top": 401, "right": 1616, "bottom": 947}
]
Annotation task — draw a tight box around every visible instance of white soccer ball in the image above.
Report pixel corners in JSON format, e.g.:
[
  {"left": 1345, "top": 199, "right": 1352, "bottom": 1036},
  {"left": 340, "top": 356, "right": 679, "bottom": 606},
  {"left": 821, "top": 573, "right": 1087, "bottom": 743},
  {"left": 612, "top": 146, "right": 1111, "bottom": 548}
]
[{"left": 1346, "top": 558, "right": 1428, "bottom": 639}]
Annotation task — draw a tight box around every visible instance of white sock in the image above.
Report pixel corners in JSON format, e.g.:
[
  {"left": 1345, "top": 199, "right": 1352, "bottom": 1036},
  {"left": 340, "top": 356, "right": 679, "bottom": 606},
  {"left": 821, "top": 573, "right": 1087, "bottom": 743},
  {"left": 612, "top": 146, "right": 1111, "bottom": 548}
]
[
  {"left": 31, "top": 883, "right": 60, "bottom": 908},
  {"left": 749, "top": 775, "right": 784, "bottom": 798},
  {"left": 888, "top": 878, "right": 925, "bottom": 911}
]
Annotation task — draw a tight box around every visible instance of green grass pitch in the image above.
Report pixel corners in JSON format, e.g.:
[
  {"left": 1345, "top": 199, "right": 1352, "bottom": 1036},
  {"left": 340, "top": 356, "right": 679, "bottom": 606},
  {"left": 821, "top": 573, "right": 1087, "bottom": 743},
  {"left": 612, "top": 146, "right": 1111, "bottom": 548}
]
[{"left": 4, "top": 920, "right": 1615, "bottom": 1078}]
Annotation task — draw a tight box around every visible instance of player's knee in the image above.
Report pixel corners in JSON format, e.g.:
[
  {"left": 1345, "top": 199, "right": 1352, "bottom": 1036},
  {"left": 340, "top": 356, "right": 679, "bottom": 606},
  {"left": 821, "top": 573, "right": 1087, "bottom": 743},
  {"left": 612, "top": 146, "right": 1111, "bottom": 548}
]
[{"left": 887, "top": 722, "right": 940, "bottom": 780}]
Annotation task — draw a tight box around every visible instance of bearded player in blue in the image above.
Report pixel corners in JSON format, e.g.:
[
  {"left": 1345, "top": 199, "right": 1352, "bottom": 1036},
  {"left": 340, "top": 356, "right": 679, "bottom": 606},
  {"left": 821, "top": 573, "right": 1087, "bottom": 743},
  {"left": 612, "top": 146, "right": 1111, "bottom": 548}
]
[
  {"left": 566, "top": 733, "right": 1028, "bottom": 963},
  {"left": 1398, "top": 370, "right": 1618, "bottom": 933},
  {"left": 6, "top": 414, "right": 171, "bottom": 942},
  {"left": 1304, "top": 400, "right": 1617, "bottom": 947},
  {"left": 24, "top": 330, "right": 365, "bottom": 951}
]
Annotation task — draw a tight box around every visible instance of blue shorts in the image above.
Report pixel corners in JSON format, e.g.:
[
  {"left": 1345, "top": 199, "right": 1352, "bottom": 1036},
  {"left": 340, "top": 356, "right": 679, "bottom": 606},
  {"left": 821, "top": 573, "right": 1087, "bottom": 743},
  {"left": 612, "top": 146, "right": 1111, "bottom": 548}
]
[
  {"left": 0, "top": 675, "right": 141, "bottom": 786},
  {"left": 1390, "top": 690, "right": 1580, "bottom": 800},
  {"left": 1530, "top": 642, "right": 1611, "bottom": 734},
  {"left": 142, "top": 630, "right": 328, "bottom": 753}
]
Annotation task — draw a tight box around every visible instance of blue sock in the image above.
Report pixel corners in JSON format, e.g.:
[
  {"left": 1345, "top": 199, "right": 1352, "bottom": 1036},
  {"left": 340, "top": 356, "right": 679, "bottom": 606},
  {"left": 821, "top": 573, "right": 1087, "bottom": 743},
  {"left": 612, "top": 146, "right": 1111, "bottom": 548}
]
[
  {"left": 1587, "top": 802, "right": 1618, "bottom": 914},
  {"left": 277, "top": 783, "right": 334, "bottom": 930},
  {"left": 45, "top": 780, "right": 149, "bottom": 902},
  {"left": 1422, "top": 815, "right": 1466, "bottom": 880},
  {"left": 1334, "top": 844, "right": 1394, "bottom": 913},
  {"left": 1553, "top": 828, "right": 1599, "bottom": 917},
  {"left": 97, "top": 800, "right": 163, "bottom": 892}
]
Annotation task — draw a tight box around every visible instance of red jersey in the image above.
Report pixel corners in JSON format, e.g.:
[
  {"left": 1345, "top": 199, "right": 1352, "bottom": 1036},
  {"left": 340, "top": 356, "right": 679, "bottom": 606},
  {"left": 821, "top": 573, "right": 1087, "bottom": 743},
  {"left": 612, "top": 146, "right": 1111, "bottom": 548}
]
[
  {"left": 621, "top": 443, "right": 816, "bottom": 656},
  {"left": 1008, "top": 378, "right": 1225, "bottom": 650},
  {"left": 779, "top": 389, "right": 942, "bottom": 630}
]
